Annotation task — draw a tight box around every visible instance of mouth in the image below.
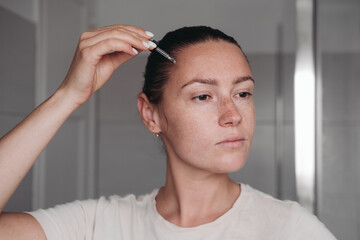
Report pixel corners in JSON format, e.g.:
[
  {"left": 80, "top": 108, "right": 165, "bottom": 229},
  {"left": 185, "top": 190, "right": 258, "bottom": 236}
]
[{"left": 215, "top": 137, "right": 246, "bottom": 148}]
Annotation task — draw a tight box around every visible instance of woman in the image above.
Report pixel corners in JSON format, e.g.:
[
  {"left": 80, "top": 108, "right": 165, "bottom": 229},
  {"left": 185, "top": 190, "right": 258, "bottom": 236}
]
[{"left": 0, "top": 24, "right": 335, "bottom": 239}]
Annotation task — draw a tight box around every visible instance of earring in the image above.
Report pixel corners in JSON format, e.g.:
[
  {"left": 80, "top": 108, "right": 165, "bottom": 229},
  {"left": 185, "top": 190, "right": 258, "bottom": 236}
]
[{"left": 152, "top": 129, "right": 160, "bottom": 138}]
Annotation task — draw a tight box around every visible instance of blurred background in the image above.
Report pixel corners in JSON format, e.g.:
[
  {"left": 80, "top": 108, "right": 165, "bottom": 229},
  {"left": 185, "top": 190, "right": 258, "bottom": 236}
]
[{"left": 0, "top": 0, "right": 359, "bottom": 239}]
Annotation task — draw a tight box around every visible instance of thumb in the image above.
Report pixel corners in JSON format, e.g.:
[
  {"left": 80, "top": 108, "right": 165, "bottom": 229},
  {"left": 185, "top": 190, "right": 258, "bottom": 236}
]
[{"left": 109, "top": 51, "right": 139, "bottom": 69}]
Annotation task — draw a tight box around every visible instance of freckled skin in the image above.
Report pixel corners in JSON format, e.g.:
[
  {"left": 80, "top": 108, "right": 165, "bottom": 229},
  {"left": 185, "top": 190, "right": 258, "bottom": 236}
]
[{"left": 158, "top": 40, "right": 256, "bottom": 174}]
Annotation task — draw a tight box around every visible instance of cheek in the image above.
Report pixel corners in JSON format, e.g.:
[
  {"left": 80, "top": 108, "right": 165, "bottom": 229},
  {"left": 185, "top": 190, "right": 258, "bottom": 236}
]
[
  {"left": 170, "top": 113, "right": 209, "bottom": 141},
  {"left": 161, "top": 105, "right": 215, "bottom": 151}
]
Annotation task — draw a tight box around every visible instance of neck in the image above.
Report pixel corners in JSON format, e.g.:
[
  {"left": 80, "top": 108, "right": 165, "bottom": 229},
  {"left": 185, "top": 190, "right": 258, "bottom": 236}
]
[{"left": 155, "top": 158, "right": 241, "bottom": 227}]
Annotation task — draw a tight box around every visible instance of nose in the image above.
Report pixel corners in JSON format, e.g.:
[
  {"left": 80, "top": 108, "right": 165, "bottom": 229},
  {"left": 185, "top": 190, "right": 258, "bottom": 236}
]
[{"left": 218, "top": 98, "right": 242, "bottom": 127}]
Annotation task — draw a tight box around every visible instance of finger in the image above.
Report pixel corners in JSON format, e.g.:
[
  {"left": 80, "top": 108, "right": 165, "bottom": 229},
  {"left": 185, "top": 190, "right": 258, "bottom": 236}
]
[
  {"left": 79, "top": 28, "right": 155, "bottom": 52},
  {"left": 96, "top": 24, "right": 154, "bottom": 39},
  {"left": 81, "top": 38, "right": 139, "bottom": 65},
  {"left": 107, "top": 51, "right": 135, "bottom": 70},
  {"left": 80, "top": 25, "right": 154, "bottom": 41},
  {"left": 121, "top": 24, "right": 154, "bottom": 39}
]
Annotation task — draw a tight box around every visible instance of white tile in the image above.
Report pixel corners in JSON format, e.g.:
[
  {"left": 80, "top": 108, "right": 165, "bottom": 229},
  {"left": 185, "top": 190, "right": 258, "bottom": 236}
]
[
  {"left": 99, "top": 56, "right": 147, "bottom": 123},
  {"left": 281, "top": 124, "right": 296, "bottom": 200},
  {"left": 321, "top": 124, "right": 357, "bottom": 195},
  {"left": 0, "top": 7, "right": 35, "bottom": 114},
  {"left": 45, "top": 1, "right": 89, "bottom": 95},
  {"left": 322, "top": 53, "right": 358, "bottom": 123},
  {"left": 281, "top": 54, "right": 295, "bottom": 122},
  {"left": 247, "top": 54, "right": 276, "bottom": 122},
  {"left": 98, "top": 122, "right": 166, "bottom": 197},
  {"left": 319, "top": 195, "right": 358, "bottom": 240}
]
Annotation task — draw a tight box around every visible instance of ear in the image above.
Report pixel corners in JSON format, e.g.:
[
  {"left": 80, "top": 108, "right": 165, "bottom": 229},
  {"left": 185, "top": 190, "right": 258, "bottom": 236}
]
[{"left": 137, "top": 93, "right": 161, "bottom": 133}]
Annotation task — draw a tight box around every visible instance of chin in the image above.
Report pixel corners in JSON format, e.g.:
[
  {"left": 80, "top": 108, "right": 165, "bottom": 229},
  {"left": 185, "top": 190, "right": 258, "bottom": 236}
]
[{"left": 214, "top": 155, "right": 247, "bottom": 173}]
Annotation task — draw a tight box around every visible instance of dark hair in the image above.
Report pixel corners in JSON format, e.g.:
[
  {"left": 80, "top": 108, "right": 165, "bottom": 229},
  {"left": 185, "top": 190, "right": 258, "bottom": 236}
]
[{"left": 142, "top": 26, "right": 248, "bottom": 105}]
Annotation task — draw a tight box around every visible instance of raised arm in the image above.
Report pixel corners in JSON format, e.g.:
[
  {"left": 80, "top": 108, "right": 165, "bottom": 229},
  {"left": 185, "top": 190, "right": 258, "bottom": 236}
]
[{"left": 0, "top": 24, "right": 155, "bottom": 238}]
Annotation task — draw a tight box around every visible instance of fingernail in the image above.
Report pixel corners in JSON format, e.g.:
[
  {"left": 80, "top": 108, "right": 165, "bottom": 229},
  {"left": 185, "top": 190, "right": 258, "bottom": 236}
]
[
  {"left": 142, "top": 41, "right": 150, "bottom": 48},
  {"left": 148, "top": 41, "right": 157, "bottom": 48},
  {"left": 132, "top": 48, "right": 138, "bottom": 54},
  {"left": 145, "top": 31, "right": 154, "bottom": 37}
]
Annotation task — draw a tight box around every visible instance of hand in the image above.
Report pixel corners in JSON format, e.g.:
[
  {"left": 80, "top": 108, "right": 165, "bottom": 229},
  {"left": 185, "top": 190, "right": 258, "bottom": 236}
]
[{"left": 58, "top": 24, "right": 155, "bottom": 106}]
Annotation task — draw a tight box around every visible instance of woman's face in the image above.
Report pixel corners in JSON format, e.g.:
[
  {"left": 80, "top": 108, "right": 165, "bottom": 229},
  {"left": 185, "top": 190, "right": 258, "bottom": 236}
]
[{"left": 158, "top": 40, "right": 255, "bottom": 174}]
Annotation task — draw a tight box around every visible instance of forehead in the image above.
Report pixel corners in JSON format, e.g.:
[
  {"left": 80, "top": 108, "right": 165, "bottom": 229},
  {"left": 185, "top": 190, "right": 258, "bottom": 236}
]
[{"left": 170, "top": 40, "right": 252, "bottom": 86}]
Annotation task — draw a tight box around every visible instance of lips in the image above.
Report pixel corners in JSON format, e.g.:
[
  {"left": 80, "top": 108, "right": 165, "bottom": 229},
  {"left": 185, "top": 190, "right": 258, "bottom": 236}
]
[{"left": 215, "top": 136, "right": 246, "bottom": 148}]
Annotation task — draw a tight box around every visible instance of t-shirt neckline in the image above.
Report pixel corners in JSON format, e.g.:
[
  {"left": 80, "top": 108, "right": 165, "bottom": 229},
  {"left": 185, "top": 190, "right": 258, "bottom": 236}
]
[{"left": 150, "top": 183, "right": 248, "bottom": 232}]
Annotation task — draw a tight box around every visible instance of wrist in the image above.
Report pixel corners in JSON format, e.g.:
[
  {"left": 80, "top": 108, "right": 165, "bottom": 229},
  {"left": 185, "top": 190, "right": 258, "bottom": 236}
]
[{"left": 50, "top": 88, "right": 83, "bottom": 114}]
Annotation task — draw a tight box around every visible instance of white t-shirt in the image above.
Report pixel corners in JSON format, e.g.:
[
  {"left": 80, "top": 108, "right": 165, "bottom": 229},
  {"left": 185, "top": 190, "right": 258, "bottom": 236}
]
[{"left": 28, "top": 184, "right": 336, "bottom": 239}]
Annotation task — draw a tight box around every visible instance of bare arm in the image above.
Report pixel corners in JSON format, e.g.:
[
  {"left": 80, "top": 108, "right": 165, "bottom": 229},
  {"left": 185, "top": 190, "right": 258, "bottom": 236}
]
[{"left": 0, "top": 24, "right": 154, "bottom": 238}]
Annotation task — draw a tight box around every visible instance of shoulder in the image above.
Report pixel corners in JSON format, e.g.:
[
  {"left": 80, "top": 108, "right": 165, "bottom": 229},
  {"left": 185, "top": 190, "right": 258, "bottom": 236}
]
[
  {"left": 27, "top": 189, "right": 157, "bottom": 239},
  {"left": 241, "top": 184, "right": 299, "bottom": 216},
  {"left": 282, "top": 203, "right": 337, "bottom": 239},
  {"left": 240, "top": 184, "right": 336, "bottom": 239}
]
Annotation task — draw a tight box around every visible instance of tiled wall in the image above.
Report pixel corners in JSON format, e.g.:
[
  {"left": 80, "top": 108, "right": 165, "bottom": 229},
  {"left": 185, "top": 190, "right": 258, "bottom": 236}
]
[
  {"left": 98, "top": 55, "right": 166, "bottom": 197},
  {"left": 320, "top": 53, "right": 360, "bottom": 240},
  {"left": 0, "top": 6, "right": 36, "bottom": 212}
]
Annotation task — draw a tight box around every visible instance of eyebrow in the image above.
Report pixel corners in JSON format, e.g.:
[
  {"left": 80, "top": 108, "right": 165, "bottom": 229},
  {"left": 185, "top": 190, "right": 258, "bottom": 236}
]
[{"left": 181, "top": 75, "right": 255, "bottom": 89}]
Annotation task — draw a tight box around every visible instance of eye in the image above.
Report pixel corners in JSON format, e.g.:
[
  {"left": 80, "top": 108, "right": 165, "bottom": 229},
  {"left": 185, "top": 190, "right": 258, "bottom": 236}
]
[
  {"left": 193, "top": 94, "right": 211, "bottom": 101},
  {"left": 235, "top": 92, "right": 252, "bottom": 98}
]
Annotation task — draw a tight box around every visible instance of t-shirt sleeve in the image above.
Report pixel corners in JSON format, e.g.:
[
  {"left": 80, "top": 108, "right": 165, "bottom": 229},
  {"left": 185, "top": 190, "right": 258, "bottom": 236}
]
[
  {"left": 285, "top": 203, "right": 337, "bottom": 240},
  {"left": 27, "top": 198, "right": 102, "bottom": 240}
]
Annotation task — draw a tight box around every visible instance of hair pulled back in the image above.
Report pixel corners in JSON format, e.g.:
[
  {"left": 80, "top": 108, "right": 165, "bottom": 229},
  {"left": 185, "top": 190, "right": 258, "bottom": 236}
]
[{"left": 142, "top": 26, "right": 247, "bottom": 105}]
